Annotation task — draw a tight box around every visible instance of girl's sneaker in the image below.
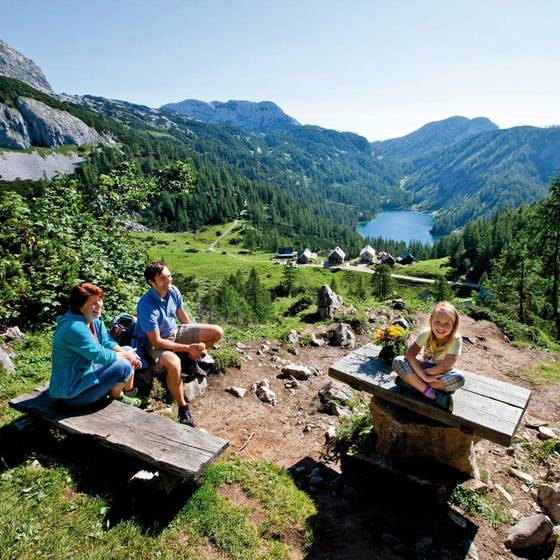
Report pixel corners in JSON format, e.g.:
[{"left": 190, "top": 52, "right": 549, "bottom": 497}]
[{"left": 434, "top": 391, "right": 454, "bottom": 412}]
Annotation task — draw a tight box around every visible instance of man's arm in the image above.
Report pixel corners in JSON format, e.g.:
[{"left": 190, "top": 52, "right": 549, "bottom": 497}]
[
  {"left": 176, "top": 307, "right": 191, "bottom": 325},
  {"left": 145, "top": 329, "right": 204, "bottom": 359}
]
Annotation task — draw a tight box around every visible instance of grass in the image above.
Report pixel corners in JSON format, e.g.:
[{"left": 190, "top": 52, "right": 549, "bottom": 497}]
[
  {"left": 0, "top": 326, "right": 316, "bottom": 559},
  {"left": 450, "top": 486, "right": 512, "bottom": 529},
  {"left": 517, "top": 360, "right": 560, "bottom": 385},
  {"left": 0, "top": 453, "right": 315, "bottom": 560},
  {"left": 392, "top": 257, "right": 451, "bottom": 279}
]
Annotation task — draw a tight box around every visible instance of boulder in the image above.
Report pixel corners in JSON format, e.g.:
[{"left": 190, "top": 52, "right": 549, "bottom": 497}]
[
  {"left": 332, "top": 323, "right": 356, "bottom": 348},
  {"left": 182, "top": 376, "right": 207, "bottom": 402},
  {"left": 226, "top": 386, "right": 247, "bottom": 398},
  {"left": 390, "top": 299, "right": 406, "bottom": 310},
  {"left": 281, "top": 364, "right": 312, "bottom": 380},
  {"left": 538, "top": 485, "right": 560, "bottom": 523},
  {"left": 286, "top": 330, "right": 299, "bottom": 344},
  {"left": 509, "top": 467, "right": 534, "bottom": 485},
  {"left": 0, "top": 346, "right": 15, "bottom": 373},
  {"left": 309, "top": 333, "right": 325, "bottom": 347},
  {"left": 538, "top": 426, "right": 557, "bottom": 440},
  {"left": 505, "top": 514, "right": 554, "bottom": 550},
  {"left": 256, "top": 385, "right": 278, "bottom": 406},
  {"left": 318, "top": 380, "right": 355, "bottom": 415},
  {"left": 317, "top": 285, "right": 343, "bottom": 319}
]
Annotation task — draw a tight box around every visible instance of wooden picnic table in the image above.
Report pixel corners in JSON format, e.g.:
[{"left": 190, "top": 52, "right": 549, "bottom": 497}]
[{"left": 329, "top": 343, "right": 531, "bottom": 447}]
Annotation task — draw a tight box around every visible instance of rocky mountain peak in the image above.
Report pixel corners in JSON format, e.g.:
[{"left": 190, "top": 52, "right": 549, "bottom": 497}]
[
  {"left": 160, "top": 98, "right": 299, "bottom": 133},
  {"left": 0, "top": 38, "right": 53, "bottom": 93}
]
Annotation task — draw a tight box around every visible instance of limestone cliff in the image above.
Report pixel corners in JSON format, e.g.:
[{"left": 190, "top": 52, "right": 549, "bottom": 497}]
[
  {"left": 160, "top": 99, "right": 299, "bottom": 133},
  {"left": 0, "top": 38, "right": 53, "bottom": 93}
]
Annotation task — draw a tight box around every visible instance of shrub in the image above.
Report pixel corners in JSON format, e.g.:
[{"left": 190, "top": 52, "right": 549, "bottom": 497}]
[
  {"left": 211, "top": 346, "right": 242, "bottom": 373},
  {"left": 285, "top": 294, "right": 314, "bottom": 317}
]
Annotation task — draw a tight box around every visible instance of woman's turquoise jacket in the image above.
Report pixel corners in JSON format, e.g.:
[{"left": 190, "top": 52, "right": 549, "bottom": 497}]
[{"left": 49, "top": 312, "right": 118, "bottom": 399}]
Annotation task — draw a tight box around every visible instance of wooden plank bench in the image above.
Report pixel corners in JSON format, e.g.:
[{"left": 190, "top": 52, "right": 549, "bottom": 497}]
[
  {"left": 329, "top": 343, "right": 531, "bottom": 447},
  {"left": 9, "top": 387, "right": 229, "bottom": 480}
]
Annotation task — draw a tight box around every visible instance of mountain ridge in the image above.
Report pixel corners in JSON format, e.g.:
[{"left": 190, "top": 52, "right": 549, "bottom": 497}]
[{"left": 371, "top": 115, "right": 499, "bottom": 161}]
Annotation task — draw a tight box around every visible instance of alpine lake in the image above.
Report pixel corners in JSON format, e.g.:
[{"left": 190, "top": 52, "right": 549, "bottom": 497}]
[{"left": 358, "top": 210, "right": 440, "bottom": 244}]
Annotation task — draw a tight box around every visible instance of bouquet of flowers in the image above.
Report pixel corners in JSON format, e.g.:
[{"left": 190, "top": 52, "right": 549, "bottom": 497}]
[{"left": 373, "top": 324, "right": 408, "bottom": 364}]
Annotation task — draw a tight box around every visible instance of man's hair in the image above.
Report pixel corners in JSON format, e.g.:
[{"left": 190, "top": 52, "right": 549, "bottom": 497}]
[
  {"left": 69, "top": 282, "right": 104, "bottom": 314},
  {"left": 144, "top": 261, "right": 167, "bottom": 284}
]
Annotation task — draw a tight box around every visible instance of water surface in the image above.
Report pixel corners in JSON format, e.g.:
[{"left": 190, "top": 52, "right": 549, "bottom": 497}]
[{"left": 358, "top": 210, "right": 439, "bottom": 244}]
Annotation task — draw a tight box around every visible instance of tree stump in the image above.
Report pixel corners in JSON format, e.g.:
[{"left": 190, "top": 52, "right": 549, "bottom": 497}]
[{"left": 369, "top": 396, "right": 480, "bottom": 478}]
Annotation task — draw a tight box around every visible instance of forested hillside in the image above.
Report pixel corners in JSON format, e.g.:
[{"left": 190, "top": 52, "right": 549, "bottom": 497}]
[{"left": 403, "top": 125, "right": 560, "bottom": 233}]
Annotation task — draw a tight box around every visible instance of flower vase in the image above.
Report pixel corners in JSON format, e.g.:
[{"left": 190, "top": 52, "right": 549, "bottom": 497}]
[{"left": 378, "top": 345, "right": 396, "bottom": 365}]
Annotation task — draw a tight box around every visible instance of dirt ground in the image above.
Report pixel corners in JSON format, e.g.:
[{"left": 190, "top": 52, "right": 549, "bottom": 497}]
[{"left": 164, "top": 314, "right": 560, "bottom": 559}]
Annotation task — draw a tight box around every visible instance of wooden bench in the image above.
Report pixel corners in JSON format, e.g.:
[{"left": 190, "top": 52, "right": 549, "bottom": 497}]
[
  {"left": 9, "top": 387, "right": 229, "bottom": 480},
  {"left": 329, "top": 343, "right": 531, "bottom": 447}
]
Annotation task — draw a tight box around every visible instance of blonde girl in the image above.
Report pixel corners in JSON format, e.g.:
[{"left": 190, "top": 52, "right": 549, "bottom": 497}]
[{"left": 392, "top": 301, "right": 465, "bottom": 411}]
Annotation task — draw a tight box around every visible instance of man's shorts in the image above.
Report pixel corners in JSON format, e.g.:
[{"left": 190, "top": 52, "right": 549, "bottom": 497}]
[{"left": 144, "top": 324, "right": 201, "bottom": 364}]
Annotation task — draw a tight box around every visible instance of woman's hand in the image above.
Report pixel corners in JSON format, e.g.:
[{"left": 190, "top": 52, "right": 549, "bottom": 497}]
[
  {"left": 117, "top": 349, "right": 141, "bottom": 368},
  {"left": 187, "top": 343, "right": 206, "bottom": 360}
]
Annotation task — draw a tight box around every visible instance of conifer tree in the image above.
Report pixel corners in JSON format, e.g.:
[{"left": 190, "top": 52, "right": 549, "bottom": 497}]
[
  {"left": 434, "top": 274, "right": 452, "bottom": 302},
  {"left": 371, "top": 264, "right": 393, "bottom": 300}
]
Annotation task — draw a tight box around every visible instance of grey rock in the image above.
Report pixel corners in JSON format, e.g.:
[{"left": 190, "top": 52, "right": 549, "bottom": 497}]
[
  {"left": 380, "top": 533, "right": 402, "bottom": 548},
  {"left": 259, "top": 343, "right": 270, "bottom": 353},
  {"left": 538, "top": 426, "right": 557, "bottom": 440},
  {"left": 256, "top": 385, "right": 278, "bottom": 406},
  {"left": 286, "top": 330, "right": 299, "bottom": 344},
  {"left": 505, "top": 514, "right": 553, "bottom": 550},
  {"left": 1, "top": 326, "right": 24, "bottom": 341},
  {"left": 226, "top": 386, "right": 247, "bottom": 398},
  {"left": 414, "top": 536, "right": 432, "bottom": 556},
  {"left": 0, "top": 38, "right": 53, "bottom": 92},
  {"left": 284, "top": 380, "right": 300, "bottom": 389},
  {"left": 287, "top": 346, "right": 299, "bottom": 356},
  {"left": 325, "top": 426, "right": 337, "bottom": 442},
  {"left": 15, "top": 96, "right": 106, "bottom": 148},
  {"left": 183, "top": 376, "right": 207, "bottom": 402},
  {"left": 317, "top": 285, "right": 343, "bottom": 320},
  {"left": 461, "top": 479, "right": 489, "bottom": 494},
  {"left": 391, "top": 317, "right": 409, "bottom": 330},
  {"left": 509, "top": 467, "right": 534, "bottom": 485},
  {"left": 0, "top": 345, "right": 15, "bottom": 373},
  {"left": 236, "top": 342, "right": 250, "bottom": 350},
  {"left": 309, "top": 333, "right": 325, "bottom": 347},
  {"left": 332, "top": 323, "right": 356, "bottom": 348},
  {"left": 538, "top": 485, "right": 560, "bottom": 523},
  {"left": 465, "top": 540, "right": 479, "bottom": 560},
  {"left": 495, "top": 484, "right": 513, "bottom": 503},
  {"left": 281, "top": 364, "right": 312, "bottom": 380},
  {"left": 160, "top": 99, "right": 299, "bottom": 134},
  {"left": 0, "top": 102, "right": 30, "bottom": 148},
  {"left": 318, "top": 380, "right": 354, "bottom": 415},
  {"left": 390, "top": 298, "right": 406, "bottom": 310}
]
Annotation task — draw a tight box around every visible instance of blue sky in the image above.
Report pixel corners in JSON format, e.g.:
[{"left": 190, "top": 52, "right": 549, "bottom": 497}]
[{"left": 2, "top": 0, "right": 559, "bottom": 140}]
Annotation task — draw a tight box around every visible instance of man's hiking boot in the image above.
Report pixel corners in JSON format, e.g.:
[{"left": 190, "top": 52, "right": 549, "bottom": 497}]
[
  {"left": 434, "top": 391, "right": 454, "bottom": 412},
  {"left": 178, "top": 404, "right": 196, "bottom": 427}
]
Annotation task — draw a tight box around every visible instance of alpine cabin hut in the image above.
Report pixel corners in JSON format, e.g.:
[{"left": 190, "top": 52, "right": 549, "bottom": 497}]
[
  {"left": 378, "top": 251, "right": 396, "bottom": 266},
  {"left": 328, "top": 246, "right": 346, "bottom": 265},
  {"left": 359, "top": 245, "right": 376, "bottom": 263},
  {"left": 396, "top": 250, "right": 416, "bottom": 265},
  {"left": 297, "top": 248, "right": 316, "bottom": 264},
  {"left": 276, "top": 247, "right": 297, "bottom": 259}
]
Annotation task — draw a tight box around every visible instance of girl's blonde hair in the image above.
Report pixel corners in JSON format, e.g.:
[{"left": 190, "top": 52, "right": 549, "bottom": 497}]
[{"left": 425, "top": 301, "right": 460, "bottom": 354}]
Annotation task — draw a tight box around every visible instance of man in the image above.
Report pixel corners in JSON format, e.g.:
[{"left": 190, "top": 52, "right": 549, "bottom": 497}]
[{"left": 137, "top": 261, "right": 223, "bottom": 427}]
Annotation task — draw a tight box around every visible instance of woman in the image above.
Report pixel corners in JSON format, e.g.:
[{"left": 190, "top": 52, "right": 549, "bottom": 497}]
[{"left": 49, "top": 282, "right": 141, "bottom": 407}]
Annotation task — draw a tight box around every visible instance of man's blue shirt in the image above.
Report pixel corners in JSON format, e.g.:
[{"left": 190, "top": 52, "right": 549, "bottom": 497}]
[{"left": 136, "top": 285, "right": 183, "bottom": 358}]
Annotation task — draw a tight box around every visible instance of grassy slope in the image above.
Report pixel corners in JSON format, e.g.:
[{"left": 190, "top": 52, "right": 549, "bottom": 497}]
[{"left": 0, "top": 225, "right": 447, "bottom": 559}]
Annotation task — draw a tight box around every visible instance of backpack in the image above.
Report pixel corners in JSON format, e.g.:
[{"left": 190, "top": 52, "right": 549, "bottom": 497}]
[{"left": 110, "top": 314, "right": 137, "bottom": 347}]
